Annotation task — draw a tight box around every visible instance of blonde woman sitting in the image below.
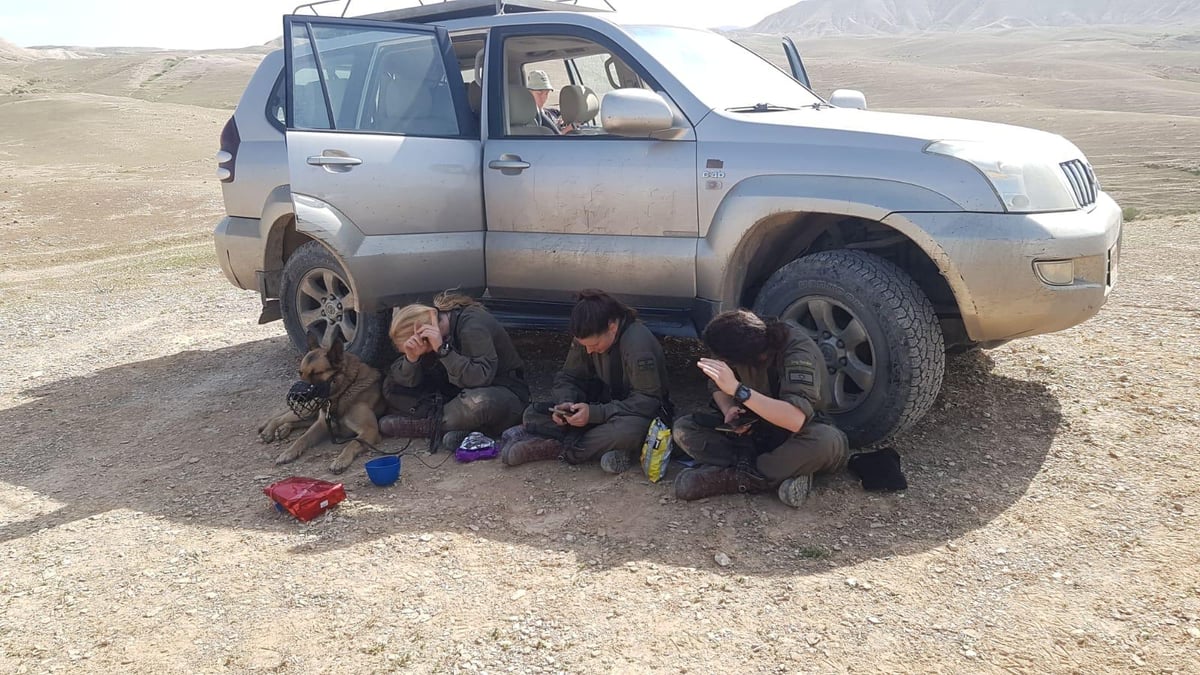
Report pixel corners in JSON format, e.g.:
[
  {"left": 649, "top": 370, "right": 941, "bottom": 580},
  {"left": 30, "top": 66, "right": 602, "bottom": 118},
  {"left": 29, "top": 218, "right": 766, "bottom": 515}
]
[{"left": 379, "top": 292, "right": 529, "bottom": 451}]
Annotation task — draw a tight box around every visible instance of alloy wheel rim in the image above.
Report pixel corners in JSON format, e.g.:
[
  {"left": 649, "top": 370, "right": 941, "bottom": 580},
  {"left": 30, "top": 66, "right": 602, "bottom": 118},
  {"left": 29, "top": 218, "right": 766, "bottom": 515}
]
[
  {"left": 782, "top": 296, "right": 877, "bottom": 413},
  {"left": 296, "top": 267, "right": 359, "bottom": 347}
]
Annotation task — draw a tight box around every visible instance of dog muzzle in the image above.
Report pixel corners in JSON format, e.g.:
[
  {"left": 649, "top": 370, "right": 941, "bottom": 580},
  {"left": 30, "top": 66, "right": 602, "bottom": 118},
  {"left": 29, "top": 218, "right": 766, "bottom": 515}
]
[{"left": 287, "top": 380, "right": 331, "bottom": 418}]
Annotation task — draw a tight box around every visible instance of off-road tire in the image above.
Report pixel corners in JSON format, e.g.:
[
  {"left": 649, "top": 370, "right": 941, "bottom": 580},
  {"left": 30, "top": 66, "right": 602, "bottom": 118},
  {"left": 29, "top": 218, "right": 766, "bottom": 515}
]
[
  {"left": 754, "top": 249, "right": 945, "bottom": 447},
  {"left": 279, "top": 240, "right": 393, "bottom": 367}
]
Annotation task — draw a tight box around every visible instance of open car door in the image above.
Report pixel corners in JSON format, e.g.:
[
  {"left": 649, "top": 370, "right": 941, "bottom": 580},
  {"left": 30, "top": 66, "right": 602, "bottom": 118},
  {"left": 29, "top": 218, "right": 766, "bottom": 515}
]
[
  {"left": 781, "top": 36, "right": 811, "bottom": 89},
  {"left": 283, "top": 15, "right": 483, "bottom": 315}
]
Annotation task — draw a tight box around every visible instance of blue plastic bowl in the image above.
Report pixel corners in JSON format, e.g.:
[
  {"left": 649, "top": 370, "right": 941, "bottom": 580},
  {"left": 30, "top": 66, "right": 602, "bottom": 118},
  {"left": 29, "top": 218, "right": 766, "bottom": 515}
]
[{"left": 365, "top": 455, "right": 401, "bottom": 487}]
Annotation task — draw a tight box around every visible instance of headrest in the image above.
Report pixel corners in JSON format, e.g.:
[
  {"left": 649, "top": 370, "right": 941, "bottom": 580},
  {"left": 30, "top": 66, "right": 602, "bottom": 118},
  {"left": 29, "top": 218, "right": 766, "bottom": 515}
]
[
  {"left": 507, "top": 85, "right": 538, "bottom": 126},
  {"left": 467, "top": 80, "right": 482, "bottom": 115},
  {"left": 559, "top": 85, "right": 599, "bottom": 125},
  {"left": 473, "top": 49, "right": 485, "bottom": 83}
]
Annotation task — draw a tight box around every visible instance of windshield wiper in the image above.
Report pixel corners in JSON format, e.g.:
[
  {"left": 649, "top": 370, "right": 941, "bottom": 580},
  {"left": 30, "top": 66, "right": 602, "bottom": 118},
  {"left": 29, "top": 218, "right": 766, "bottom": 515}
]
[{"left": 725, "top": 103, "right": 800, "bottom": 113}]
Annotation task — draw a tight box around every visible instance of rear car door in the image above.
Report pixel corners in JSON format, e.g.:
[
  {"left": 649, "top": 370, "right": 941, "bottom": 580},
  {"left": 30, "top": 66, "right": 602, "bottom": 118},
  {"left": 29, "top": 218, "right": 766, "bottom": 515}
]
[{"left": 283, "top": 15, "right": 483, "bottom": 309}]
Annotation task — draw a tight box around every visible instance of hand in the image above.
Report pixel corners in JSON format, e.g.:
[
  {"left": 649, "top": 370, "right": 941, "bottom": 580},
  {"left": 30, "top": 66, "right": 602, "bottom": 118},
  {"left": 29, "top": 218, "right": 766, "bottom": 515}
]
[
  {"left": 565, "top": 402, "right": 591, "bottom": 428},
  {"left": 551, "top": 403, "right": 573, "bottom": 426},
  {"left": 697, "top": 358, "right": 739, "bottom": 397},
  {"left": 402, "top": 334, "right": 430, "bottom": 362},
  {"left": 417, "top": 324, "right": 444, "bottom": 354},
  {"left": 724, "top": 406, "right": 747, "bottom": 425}
]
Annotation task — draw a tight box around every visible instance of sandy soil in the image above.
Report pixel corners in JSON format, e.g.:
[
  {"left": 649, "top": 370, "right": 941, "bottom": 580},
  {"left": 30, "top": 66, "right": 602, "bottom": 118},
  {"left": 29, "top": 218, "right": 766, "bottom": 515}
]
[{"left": 1, "top": 27, "right": 1199, "bottom": 674}]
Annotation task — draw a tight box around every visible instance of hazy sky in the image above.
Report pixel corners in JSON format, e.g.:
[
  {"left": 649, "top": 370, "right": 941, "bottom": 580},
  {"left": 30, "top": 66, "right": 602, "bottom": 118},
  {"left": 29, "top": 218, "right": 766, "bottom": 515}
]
[{"left": 2, "top": 0, "right": 802, "bottom": 49}]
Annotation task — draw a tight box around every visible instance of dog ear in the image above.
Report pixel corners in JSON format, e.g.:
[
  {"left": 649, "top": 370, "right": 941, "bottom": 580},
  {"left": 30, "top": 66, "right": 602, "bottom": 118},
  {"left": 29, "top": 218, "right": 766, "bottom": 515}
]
[
  {"left": 305, "top": 328, "right": 323, "bottom": 351},
  {"left": 326, "top": 336, "right": 345, "bottom": 365}
]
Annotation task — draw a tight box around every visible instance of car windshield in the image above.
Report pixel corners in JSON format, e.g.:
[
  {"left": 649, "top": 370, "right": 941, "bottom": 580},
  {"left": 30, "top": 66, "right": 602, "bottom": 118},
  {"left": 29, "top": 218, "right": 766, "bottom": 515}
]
[{"left": 625, "top": 26, "right": 821, "bottom": 111}]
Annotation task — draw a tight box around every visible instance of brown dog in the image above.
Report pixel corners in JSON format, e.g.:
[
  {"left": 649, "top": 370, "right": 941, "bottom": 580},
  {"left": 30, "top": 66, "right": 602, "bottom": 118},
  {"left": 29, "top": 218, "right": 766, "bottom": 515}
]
[{"left": 257, "top": 334, "right": 386, "bottom": 473}]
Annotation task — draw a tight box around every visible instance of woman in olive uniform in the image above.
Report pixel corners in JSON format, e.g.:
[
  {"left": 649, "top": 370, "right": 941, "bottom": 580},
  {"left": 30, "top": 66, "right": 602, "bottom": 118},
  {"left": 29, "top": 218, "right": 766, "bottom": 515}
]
[
  {"left": 500, "top": 289, "right": 670, "bottom": 473},
  {"left": 379, "top": 292, "right": 528, "bottom": 451},
  {"left": 672, "top": 309, "right": 849, "bottom": 507}
]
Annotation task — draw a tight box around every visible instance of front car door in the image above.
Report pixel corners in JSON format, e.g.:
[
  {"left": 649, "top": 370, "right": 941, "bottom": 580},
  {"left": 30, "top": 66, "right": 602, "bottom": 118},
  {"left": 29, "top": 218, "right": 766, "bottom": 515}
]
[
  {"left": 283, "top": 15, "right": 483, "bottom": 311},
  {"left": 781, "top": 36, "right": 811, "bottom": 89},
  {"left": 481, "top": 25, "right": 698, "bottom": 309}
]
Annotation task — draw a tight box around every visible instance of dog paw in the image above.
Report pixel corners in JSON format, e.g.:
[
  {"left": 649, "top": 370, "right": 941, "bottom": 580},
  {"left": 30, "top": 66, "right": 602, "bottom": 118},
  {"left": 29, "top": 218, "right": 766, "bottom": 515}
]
[
  {"left": 275, "top": 446, "right": 302, "bottom": 465},
  {"left": 329, "top": 455, "right": 353, "bottom": 474}
]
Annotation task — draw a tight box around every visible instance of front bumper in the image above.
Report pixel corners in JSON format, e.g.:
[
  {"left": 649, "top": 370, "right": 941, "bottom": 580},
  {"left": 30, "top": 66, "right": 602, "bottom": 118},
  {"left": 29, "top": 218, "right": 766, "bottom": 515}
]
[
  {"left": 213, "top": 216, "right": 263, "bottom": 292},
  {"left": 887, "top": 192, "right": 1122, "bottom": 343}
]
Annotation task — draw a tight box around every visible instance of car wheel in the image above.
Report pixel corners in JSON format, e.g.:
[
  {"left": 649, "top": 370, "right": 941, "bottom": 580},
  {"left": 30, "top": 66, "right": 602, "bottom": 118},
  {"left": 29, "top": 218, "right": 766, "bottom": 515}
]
[
  {"left": 754, "top": 249, "right": 945, "bottom": 447},
  {"left": 279, "top": 240, "right": 393, "bottom": 366}
]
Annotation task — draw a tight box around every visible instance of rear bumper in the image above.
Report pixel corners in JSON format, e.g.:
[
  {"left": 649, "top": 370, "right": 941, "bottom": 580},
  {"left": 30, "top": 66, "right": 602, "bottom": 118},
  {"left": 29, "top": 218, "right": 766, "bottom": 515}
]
[
  {"left": 213, "top": 216, "right": 264, "bottom": 292},
  {"left": 888, "top": 192, "right": 1122, "bottom": 342}
]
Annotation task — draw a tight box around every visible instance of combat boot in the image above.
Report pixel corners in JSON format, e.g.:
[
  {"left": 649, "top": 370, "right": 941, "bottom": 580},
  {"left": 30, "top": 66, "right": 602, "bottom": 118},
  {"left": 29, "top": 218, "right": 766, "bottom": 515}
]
[
  {"left": 674, "top": 464, "right": 772, "bottom": 501},
  {"left": 440, "top": 430, "right": 471, "bottom": 452},
  {"left": 777, "top": 474, "right": 812, "bottom": 508},
  {"left": 600, "top": 450, "right": 635, "bottom": 475},
  {"left": 497, "top": 424, "right": 532, "bottom": 455},
  {"left": 379, "top": 415, "right": 435, "bottom": 439},
  {"left": 501, "top": 437, "right": 564, "bottom": 467}
]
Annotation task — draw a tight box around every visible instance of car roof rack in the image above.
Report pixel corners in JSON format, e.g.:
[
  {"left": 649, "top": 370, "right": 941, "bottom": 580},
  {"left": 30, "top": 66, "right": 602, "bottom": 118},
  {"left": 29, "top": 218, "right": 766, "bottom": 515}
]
[{"left": 293, "top": 0, "right": 615, "bottom": 23}]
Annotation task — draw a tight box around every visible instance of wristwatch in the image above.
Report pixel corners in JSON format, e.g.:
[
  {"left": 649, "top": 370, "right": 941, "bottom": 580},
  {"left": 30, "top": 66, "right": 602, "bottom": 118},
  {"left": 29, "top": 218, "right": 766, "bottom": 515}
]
[
  {"left": 733, "top": 383, "right": 752, "bottom": 404},
  {"left": 437, "top": 341, "right": 452, "bottom": 357}
]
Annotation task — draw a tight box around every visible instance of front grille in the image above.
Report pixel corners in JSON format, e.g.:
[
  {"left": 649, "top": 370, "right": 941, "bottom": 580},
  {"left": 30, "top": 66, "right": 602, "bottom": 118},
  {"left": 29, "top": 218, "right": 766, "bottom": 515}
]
[{"left": 1061, "top": 159, "right": 1098, "bottom": 208}]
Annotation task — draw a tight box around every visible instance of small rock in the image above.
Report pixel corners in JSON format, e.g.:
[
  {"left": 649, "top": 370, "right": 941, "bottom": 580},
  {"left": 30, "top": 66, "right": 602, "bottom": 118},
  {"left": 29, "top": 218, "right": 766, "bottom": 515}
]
[
  {"left": 805, "top": 633, "right": 821, "bottom": 646},
  {"left": 714, "top": 552, "right": 732, "bottom": 567},
  {"left": 419, "top": 534, "right": 433, "bottom": 542},
  {"left": 845, "top": 577, "right": 858, "bottom": 588},
  {"left": 1187, "top": 626, "right": 1200, "bottom": 639},
  {"left": 511, "top": 589, "right": 527, "bottom": 600},
  {"left": 187, "top": 457, "right": 200, "bottom": 464},
  {"left": 867, "top": 616, "right": 881, "bottom": 624}
]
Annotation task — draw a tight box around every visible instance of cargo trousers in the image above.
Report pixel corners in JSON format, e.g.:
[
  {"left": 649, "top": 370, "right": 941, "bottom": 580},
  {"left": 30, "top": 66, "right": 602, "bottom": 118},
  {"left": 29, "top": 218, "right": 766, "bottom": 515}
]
[
  {"left": 671, "top": 414, "right": 849, "bottom": 483},
  {"left": 522, "top": 405, "right": 652, "bottom": 465},
  {"left": 386, "top": 383, "right": 526, "bottom": 438}
]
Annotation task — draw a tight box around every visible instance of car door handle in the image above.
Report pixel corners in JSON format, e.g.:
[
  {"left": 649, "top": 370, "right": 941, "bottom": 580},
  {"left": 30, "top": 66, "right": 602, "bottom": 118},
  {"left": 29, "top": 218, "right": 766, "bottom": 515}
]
[
  {"left": 307, "top": 155, "right": 362, "bottom": 167},
  {"left": 488, "top": 158, "right": 531, "bottom": 172}
]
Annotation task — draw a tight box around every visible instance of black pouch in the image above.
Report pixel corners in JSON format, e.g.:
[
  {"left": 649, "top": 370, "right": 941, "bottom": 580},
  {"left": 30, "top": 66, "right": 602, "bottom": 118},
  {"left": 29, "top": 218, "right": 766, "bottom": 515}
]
[{"left": 847, "top": 447, "right": 908, "bottom": 492}]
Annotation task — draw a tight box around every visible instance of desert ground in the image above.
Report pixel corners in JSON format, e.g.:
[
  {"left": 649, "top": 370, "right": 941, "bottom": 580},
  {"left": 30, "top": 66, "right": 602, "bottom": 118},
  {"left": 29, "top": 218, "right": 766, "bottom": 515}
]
[{"left": 1, "top": 26, "right": 1198, "bottom": 673}]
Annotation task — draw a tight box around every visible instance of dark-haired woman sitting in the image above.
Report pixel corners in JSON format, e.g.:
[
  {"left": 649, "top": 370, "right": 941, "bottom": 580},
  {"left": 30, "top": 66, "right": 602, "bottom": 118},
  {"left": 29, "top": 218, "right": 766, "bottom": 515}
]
[
  {"left": 672, "top": 309, "right": 849, "bottom": 508},
  {"left": 500, "top": 290, "right": 669, "bottom": 473}
]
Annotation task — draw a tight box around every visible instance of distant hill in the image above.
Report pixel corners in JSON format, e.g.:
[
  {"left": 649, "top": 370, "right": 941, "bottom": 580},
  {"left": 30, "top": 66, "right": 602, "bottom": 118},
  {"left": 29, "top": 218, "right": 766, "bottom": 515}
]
[{"left": 749, "top": 0, "right": 1200, "bottom": 36}]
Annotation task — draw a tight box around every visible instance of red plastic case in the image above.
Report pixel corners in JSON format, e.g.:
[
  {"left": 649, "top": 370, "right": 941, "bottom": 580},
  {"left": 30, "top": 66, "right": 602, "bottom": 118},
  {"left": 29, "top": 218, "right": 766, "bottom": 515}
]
[{"left": 264, "top": 477, "right": 346, "bottom": 522}]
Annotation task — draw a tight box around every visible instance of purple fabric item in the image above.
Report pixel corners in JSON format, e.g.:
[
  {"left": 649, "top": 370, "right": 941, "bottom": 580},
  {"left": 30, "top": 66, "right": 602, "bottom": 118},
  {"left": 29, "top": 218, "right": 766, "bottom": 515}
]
[{"left": 455, "top": 444, "right": 498, "bottom": 463}]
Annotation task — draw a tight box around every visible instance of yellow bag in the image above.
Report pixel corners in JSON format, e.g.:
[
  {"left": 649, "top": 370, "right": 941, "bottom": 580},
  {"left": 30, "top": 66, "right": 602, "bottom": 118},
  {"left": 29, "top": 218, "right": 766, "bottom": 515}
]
[{"left": 640, "top": 417, "right": 673, "bottom": 483}]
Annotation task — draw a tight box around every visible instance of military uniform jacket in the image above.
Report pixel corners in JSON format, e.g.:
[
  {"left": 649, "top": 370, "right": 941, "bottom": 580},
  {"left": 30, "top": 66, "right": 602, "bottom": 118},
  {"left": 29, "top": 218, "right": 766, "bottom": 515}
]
[
  {"left": 725, "top": 322, "right": 827, "bottom": 425},
  {"left": 552, "top": 319, "right": 668, "bottom": 424},
  {"left": 391, "top": 305, "right": 528, "bottom": 399}
]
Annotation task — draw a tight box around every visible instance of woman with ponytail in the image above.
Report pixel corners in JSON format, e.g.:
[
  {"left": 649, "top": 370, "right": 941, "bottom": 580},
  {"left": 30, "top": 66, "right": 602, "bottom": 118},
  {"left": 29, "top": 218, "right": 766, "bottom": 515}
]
[
  {"left": 500, "top": 289, "right": 670, "bottom": 474},
  {"left": 379, "top": 291, "right": 529, "bottom": 451},
  {"left": 671, "top": 309, "right": 849, "bottom": 508}
]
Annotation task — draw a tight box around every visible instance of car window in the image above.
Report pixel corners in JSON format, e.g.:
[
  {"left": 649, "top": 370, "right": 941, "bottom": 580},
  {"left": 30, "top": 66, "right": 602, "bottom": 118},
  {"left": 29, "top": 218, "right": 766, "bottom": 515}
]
[
  {"left": 502, "top": 34, "right": 645, "bottom": 138},
  {"left": 290, "top": 24, "right": 461, "bottom": 137}
]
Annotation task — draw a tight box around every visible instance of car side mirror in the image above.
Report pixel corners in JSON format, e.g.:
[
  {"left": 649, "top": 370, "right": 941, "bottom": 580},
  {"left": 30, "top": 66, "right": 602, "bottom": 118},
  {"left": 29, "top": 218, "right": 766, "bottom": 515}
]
[
  {"left": 829, "top": 89, "right": 867, "bottom": 110},
  {"left": 601, "top": 89, "right": 677, "bottom": 138}
]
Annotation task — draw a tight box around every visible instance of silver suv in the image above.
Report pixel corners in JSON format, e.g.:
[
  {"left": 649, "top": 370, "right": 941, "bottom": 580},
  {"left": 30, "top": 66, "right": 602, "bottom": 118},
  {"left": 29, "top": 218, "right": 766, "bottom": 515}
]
[{"left": 213, "top": 0, "right": 1122, "bottom": 446}]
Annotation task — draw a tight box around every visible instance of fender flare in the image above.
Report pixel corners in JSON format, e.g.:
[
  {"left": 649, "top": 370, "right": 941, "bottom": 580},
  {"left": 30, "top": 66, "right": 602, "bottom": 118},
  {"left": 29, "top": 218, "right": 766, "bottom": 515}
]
[{"left": 697, "top": 174, "right": 979, "bottom": 322}]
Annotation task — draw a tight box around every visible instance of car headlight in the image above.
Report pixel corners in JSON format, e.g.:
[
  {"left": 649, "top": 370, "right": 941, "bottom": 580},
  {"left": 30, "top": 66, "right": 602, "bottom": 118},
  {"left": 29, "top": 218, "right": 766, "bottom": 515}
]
[{"left": 925, "top": 140, "right": 1077, "bottom": 213}]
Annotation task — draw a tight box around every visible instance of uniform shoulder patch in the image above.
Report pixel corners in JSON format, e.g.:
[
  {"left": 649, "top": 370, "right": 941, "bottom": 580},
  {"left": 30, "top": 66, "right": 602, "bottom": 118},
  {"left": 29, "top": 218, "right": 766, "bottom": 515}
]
[
  {"left": 636, "top": 357, "right": 656, "bottom": 371},
  {"left": 788, "top": 369, "right": 816, "bottom": 386}
]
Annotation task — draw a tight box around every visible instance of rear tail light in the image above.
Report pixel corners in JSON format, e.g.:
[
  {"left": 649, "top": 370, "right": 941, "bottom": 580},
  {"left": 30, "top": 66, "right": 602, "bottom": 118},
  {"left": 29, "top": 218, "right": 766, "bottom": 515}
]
[{"left": 217, "top": 116, "right": 240, "bottom": 183}]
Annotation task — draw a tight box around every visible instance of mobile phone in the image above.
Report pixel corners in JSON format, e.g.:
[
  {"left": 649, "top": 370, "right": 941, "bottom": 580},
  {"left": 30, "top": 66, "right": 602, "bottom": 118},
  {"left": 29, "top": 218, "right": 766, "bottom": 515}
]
[{"left": 716, "top": 417, "right": 758, "bottom": 433}]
